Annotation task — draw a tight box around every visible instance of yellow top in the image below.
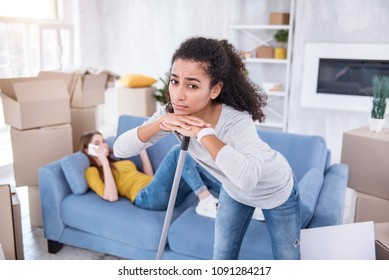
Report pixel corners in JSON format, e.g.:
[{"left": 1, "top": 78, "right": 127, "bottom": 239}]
[{"left": 85, "top": 160, "right": 153, "bottom": 202}]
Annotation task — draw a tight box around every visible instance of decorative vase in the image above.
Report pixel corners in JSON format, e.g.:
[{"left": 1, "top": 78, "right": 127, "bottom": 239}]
[
  {"left": 274, "top": 47, "right": 286, "bottom": 59},
  {"left": 369, "top": 117, "right": 385, "bottom": 132}
]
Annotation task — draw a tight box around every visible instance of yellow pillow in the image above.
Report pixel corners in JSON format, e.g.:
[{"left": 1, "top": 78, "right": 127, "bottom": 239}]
[{"left": 119, "top": 74, "right": 157, "bottom": 88}]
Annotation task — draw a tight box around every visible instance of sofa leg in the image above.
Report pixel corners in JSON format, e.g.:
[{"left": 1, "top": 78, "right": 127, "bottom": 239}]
[{"left": 48, "top": 240, "right": 63, "bottom": 254}]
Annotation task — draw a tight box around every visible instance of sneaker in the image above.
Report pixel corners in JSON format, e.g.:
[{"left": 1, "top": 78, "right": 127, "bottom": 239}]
[
  {"left": 252, "top": 208, "right": 265, "bottom": 221},
  {"left": 195, "top": 195, "right": 219, "bottom": 219}
]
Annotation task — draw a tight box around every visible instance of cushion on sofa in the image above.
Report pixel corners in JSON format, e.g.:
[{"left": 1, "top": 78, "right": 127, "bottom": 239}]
[
  {"left": 298, "top": 168, "right": 324, "bottom": 228},
  {"left": 60, "top": 151, "right": 90, "bottom": 195}
]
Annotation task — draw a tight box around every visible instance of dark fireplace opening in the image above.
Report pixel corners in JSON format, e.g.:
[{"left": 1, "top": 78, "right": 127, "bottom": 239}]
[{"left": 317, "top": 58, "right": 389, "bottom": 97}]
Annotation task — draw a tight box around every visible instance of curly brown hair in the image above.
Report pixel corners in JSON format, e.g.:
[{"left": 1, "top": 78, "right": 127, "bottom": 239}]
[{"left": 166, "top": 37, "right": 267, "bottom": 122}]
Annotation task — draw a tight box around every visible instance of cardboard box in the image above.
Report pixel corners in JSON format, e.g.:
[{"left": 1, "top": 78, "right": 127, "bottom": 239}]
[
  {"left": 39, "top": 71, "right": 108, "bottom": 109},
  {"left": 256, "top": 46, "right": 274, "bottom": 59},
  {"left": 300, "top": 221, "right": 375, "bottom": 260},
  {"left": 11, "top": 124, "right": 73, "bottom": 186},
  {"left": 355, "top": 192, "right": 389, "bottom": 223},
  {"left": 375, "top": 222, "right": 389, "bottom": 260},
  {"left": 269, "top": 12, "right": 290, "bottom": 25},
  {"left": 11, "top": 185, "right": 23, "bottom": 259},
  {"left": 28, "top": 185, "right": 42, "bottom": 227},
  {"left": 117, "top": 87, "right": 157, "bottom": 117},
  {"left": 341, "top": 126, "right": 389, "bottom": 200},
  {"left": 71, "top": 107, "right": 98, "bottom": 152},
  {"left": 38, "top": 71, "right": 78, "bottom": 98},
  {"left": 71, "top": 73, "right": 108, "bottom": 108},
  {"left": 0, "top": 184, "right": 24, "bottom": 260},
  {"left": 0, "top": 78, "right": 70, "bottom": 130}
]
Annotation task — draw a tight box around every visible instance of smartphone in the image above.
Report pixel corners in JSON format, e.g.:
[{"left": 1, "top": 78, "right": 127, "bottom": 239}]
[{"left": 88, "top": 143, "right": 99, "bottom": 157}]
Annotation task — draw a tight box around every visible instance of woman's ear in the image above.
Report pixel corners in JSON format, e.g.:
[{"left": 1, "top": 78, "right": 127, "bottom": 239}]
[{"left": 211, "top": 82, "right": 223, "bottom": 100}]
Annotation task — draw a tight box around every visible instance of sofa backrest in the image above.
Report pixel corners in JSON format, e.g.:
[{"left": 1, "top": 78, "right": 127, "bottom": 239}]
[
  {"left": 258, "top": 129, "right": 328, "bottom": 182},
  {"left": 117, "top": 115, "right": 178, "bottom": 172},
  {"left": 117, "top": 115, "right": 329, "bottom": 182}
]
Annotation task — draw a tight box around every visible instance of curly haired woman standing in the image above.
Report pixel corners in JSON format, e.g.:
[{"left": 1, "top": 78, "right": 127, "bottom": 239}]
[{"left": 114, "top": 37, "right": 301, "bottom": 260}]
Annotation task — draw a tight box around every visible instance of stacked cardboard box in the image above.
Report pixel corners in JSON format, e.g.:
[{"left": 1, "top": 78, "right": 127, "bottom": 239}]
[
  {"left": 117, "top": 86, "right": 157, "bottom": 117},
  {"left": 341, "top": 126, "right": 389, "bottom": 223},
  {"left": 0, "top": 76, "right": 74, "bottom": 226},
  {"left": 38, "top": 71, "right": 108, "bottom": 152}
]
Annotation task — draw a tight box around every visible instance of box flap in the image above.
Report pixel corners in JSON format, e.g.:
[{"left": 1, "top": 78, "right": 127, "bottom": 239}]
[
  {"left": 13, "top": 79, "right": 69, "bottom": 102},
  {"left": 71, "top": 73, "right": 107, "bottom": 108},
  {"left": 38, "top": 71, "right": 75, "bottom": 94},
  {"left": 83, "top": 73, "right": 108, "bottom": 90},
  {"left": 0, "top": 77, "right": 38, "bottom": 100}
]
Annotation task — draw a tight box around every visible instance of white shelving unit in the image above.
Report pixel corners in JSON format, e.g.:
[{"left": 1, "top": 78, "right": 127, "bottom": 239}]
[{"left": 226, "top": 0, "right": 296, "bottom": 131}]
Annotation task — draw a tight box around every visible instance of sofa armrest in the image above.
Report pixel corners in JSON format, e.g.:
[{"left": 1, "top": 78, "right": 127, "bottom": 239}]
[
  {"left": 298, "top": 168, "right": 324, "bottom": 228},
  {"left": 38, "top": 160, "right": 72, "bottom": 240},
  {"left": 308, "top": 163, "right": 349, "bottom": 228}
]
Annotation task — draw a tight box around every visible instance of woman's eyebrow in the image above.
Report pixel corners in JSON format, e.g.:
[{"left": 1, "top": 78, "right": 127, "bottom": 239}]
[
  {"left": 171, "top": 73, "right": 200, "bottom": 83},
  {"left": 186, "top": 77, "right": 201, "bottom": 83}
]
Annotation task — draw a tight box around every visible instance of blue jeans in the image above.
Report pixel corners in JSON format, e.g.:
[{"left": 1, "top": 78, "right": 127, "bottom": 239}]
[
  {"left": 134, "top": 145, "right": 221, "bottom": 210},
  {"left": 213, "top": 179, "right": 301, "bottom": 260}
]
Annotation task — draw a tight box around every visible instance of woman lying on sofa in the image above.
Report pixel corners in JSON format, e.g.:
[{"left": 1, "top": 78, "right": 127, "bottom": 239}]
[{"left": 79, "top": 130, "right": 221, "bottom": 218}]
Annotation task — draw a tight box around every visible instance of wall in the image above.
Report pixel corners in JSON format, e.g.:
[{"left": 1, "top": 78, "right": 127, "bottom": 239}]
[
  {"left": 289, "top": 0, "right": 389, "bottom": 162},
  {"left": 76, "top": 0, "right": 102, "bottom": 68},
  {"left": 76, "top": 0, "right": 389, "bottom": 163},
  {"left": 91, "top": 0, "right": 228, "bottom": 77}
]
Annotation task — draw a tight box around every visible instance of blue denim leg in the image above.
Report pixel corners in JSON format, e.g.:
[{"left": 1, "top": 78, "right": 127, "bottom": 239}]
[
  {"left": 134, "top": 145, "right": 208, "bottom": 210},
  {"left": 196, "top": 164, "right": 222, "bottom": 194},
  {"left": 213, "top": 187, "right": 255, "bottom": 260},
  {"left": 213, "top": 180, "right": 301, "bottom": 260},
  {"left": 262, "top": 181, "right": 301, "bottom": 260}
]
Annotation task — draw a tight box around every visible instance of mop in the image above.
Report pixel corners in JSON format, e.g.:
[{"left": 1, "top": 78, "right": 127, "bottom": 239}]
[{"left": 156, "top": 135, "right": 190, "bottom": 260}]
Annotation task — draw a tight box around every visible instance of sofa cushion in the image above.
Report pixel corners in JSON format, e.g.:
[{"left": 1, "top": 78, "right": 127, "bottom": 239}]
[
  {"left": 298, "top": 168, "right": 324, "bottom": 228},
  {"left": 168, "top": 208, "right": 274, "bottom": 259},
  {"left": 61, "top": 191, "right": 198, "bottom": 252},
  {"left": 60, "top": 151, "right": 90, "bottom": 195}
]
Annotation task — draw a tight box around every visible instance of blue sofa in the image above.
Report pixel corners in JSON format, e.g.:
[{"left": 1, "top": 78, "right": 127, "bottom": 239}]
[{"left": 38, "top": 114, "right": 349, "bottom": 260}]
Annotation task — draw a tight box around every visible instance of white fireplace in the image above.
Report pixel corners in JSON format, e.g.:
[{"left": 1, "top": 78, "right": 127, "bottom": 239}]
[{"left": 301, "top": 43, "right": 389, "bottom": 112}]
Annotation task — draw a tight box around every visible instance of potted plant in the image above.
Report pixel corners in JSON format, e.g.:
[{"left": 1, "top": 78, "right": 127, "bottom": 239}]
[
  {"left": 273, "top": 29, "right": 288, "bottom": 59},
  {"left": 153, "top": 72, "right": 169, "bottom": 105},
  {"left": 369, "top": 75, "right": 389, "bottom": 132}
]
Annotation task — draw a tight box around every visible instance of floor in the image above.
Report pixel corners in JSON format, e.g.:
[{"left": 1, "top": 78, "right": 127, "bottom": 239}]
[{"left": 0, "top": 163, "right": 357, "bottom": 260}]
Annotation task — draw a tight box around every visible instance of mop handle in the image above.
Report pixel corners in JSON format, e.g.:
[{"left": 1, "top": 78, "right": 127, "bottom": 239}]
[{"left": 156, "top": 136, "right": 190, "bottom": 260}]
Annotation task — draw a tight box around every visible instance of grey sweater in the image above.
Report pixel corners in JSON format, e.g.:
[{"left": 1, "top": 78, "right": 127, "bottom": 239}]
[{"left": 113, "top": 104, "right": 293, "bottom": 209}]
